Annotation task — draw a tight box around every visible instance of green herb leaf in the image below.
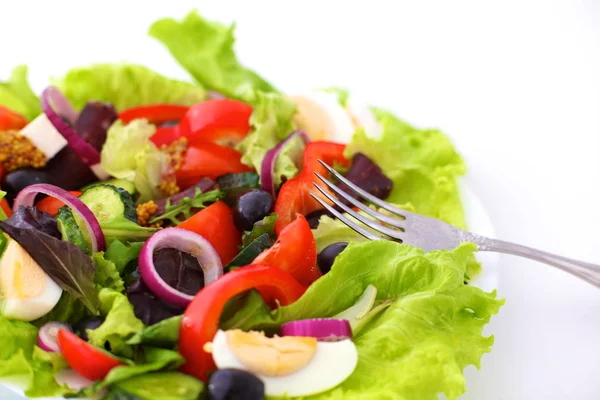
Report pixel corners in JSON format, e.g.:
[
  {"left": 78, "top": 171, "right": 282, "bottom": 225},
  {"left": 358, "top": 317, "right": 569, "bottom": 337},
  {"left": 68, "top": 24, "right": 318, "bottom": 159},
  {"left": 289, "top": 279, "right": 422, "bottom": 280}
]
[
  {"left": 0, "top": 65, "right": 41, "bottom": 121},
  {"left": 242, "top": 213, "right": 277, "bottom": 246},
  {"left": 149, "top": 188, "right": 223, "bottom": 225}
]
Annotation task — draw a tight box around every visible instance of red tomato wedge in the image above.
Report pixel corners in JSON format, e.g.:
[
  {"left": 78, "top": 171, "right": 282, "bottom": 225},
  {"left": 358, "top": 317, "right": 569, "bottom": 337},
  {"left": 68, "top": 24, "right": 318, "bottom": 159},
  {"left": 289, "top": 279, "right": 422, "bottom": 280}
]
[
  {"left": 57, "top": 329, "right": 124, "bottom": 381},
  {"left": 0, "top": 106, "right": 28, "bottom": 131},
  {"left": 179, "top": 264, "right": 305, "bottom": 382},
  {"left": 178, "top": 99, "right": 252, "bottom": 147},
  {"left": 178, "top": 201, "right": 241, "bottom": 265},
  {"left": 35, "top": 191, "right": 82, "bottom": 216},
  {"left": 175, "top": 143, "right": 252, "bottom": 190},
  {"left": 252, "top": 214, "right": 320, "bottom": 286}
]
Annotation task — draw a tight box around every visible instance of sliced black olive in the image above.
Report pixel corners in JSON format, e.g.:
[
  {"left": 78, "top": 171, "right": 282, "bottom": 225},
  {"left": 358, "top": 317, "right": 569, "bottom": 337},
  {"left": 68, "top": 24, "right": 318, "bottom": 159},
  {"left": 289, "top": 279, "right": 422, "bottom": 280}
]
[
  {"left": 317, "top": 242, "right": 349, "bottom": 274},
  {"left": 207, "top": 368, "right": 265, "bottom": 400},
  {"left": 233, "top": 190, "right": 273, "bottom": 232}
]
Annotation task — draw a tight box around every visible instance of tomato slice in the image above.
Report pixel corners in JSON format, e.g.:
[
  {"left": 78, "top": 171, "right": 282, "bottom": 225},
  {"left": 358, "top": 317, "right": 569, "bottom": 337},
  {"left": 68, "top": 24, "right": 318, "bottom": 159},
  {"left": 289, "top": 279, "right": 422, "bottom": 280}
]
[
  {"left": 35, "top": 191, "right": 82, "bottom": 216},
  {"left": 0, "top": 106, "right": 28, "bottom": 131},
  {"left": 274, "top": 142, "right": 349, "bottom": 234},
  {"left": 57, "top": 329, "right": 124, "bottom": 381},
  {"left": 175, "top": 143, "right": 252, "bottom": 190},
  {"left": 118, "top": 104, "right": 189, "bottom": 125},
  {"left": 178, "top": 99, "right": 252, "bottom": 147},
  {"left": 178, "top": 201, "right": 241, "bottom": 265},
  {"left": 252, "top": 214, "right": 320, "bottom": 286},
  {"left": 179, "top": 264, "right": 305, "bottom": 381}
]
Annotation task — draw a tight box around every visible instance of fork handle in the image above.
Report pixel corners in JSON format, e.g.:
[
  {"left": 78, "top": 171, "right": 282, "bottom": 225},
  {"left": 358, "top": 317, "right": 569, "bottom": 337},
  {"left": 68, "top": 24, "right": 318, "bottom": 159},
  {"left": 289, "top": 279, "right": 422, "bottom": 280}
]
[{"left": 476, "top": 236, "right": 600, "bottom": 288}]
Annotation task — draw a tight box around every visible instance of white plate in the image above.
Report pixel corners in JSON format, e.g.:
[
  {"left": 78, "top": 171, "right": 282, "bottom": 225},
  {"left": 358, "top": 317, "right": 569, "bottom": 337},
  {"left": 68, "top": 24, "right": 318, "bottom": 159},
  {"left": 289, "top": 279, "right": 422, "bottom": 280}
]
[{"left": 3, "top": 181, "right": 499, "bottom": 399}]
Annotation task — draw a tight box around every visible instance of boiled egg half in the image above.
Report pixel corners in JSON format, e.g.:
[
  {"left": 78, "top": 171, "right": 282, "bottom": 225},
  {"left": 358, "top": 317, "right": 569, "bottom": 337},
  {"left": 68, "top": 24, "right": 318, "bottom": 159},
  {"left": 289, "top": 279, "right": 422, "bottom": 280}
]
[
  {"left": 0, "top": 237, "right": 62, "bottom": 321},
  {"left": 288, "top": 90, "right": 383, "bottom": 144},
  {"left": 210, "top": 329, "right": 358, "bottom": 397}
]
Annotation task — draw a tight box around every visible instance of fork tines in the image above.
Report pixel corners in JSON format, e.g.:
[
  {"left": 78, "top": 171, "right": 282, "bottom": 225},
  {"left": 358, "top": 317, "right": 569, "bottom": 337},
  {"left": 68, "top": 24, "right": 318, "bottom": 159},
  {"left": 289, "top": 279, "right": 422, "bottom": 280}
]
[{"left": 310, "top": 160, "right": 406, "bottom": 242}]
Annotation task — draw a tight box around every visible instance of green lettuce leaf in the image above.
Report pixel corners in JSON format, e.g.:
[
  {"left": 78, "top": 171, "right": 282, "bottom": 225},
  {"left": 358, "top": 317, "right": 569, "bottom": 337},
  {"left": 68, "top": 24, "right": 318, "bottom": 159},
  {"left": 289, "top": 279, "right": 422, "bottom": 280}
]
[
  {"left": 0, "top": 65, "right": 41, "bottom": 121},
  {"left": 56, "top": 64, "right": 206, "bottom": 111},
  {"left": 32, "top": 292, "right": 88, "bottom": 327},
  {"left": 73, "top": 347, "right": 185, "bottom": 398},
  {"left": 242, "top": 213, "right": 277, "bottom": 246},
  {"left": 236, "top": 92, "right": 297, "bottom": 181},
  {"left": 108, "top": 372, "right": 203, "bottom": 400},
  {"left": 100, "top": 119, "right": 163, "bottom": 203},
  {"left": 0, "top": 314, "right": 71, "bottom": 397},
  {"left": 345, "top": 109, "right": 467, "bottom": 229},
  {"left": 149, "top": 10, "right": 277, "bottom": 99},
  {"left": 93, "top": 253, "right": 125, "bottom": 292},
  {"left": 222, "top": 241, "right": 503, "bottom": 399},
  {"left": 104, "top": 240, "right": 144, "bottom": 273},
  {"left": 320, "top": 86, "right": 350, "bottom": 107},
  {"left": 87, "top": 289, "right": 144, "bottom": 359},
  {"left": 127, "top": 316, "right": 182, "bottom": 349}
]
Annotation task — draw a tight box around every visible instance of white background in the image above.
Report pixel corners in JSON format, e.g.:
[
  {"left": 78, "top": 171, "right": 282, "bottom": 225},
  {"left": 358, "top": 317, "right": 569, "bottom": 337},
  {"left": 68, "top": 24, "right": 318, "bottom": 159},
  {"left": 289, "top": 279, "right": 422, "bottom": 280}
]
[{"left": 1, "top": 1, "right": 600, "bottom": 399}]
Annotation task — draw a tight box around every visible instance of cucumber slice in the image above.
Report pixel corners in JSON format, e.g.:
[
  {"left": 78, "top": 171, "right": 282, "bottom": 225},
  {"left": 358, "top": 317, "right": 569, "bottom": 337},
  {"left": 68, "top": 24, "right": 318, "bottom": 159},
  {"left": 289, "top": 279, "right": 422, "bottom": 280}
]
[
  {"left": 225, "top": 233, "right": 273, "bottom": 272},
  {"left": 56, "top": 206, "right": 90, "bottom": 254},
  {"left": 81, "top": 178, "right": 136, "bottom": 196},
  {"left": 79, "top": 184, "right": 137, "bottom": 224}
]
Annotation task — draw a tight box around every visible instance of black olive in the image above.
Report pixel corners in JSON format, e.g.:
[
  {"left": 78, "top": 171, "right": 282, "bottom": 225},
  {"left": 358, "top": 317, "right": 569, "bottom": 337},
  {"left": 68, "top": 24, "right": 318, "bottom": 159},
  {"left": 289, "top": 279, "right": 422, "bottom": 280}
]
[
  {"left": 305, "top": 209, "right": 334, "bottom": 229},
  {"left": 233, "top": 190, "right": 273, "bottom": 231},
  {"left": 317, "top": 242, "right": 349, "bottom": 274},
  {"left": 207, "top": 368, "right": 265, "bottom": 400},
  {"left": 3, "top": 168, "right": 55, "bottom": 202},
  {"left": 72, "top": 316, "right": 105, "bottom": 342}
]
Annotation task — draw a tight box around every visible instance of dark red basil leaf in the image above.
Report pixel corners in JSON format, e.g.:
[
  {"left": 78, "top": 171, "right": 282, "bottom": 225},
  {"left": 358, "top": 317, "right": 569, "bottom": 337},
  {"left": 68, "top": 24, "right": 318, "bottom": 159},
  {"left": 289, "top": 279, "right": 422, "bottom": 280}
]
[
  {"left": 153, "top": 248, "right": 204, "bottom": 296},
  {"left": 5, "top": 206, "right": 61, "bottom": 239},
  {"left": 127, "top": 277, "right": 184, "bottom": 326},
  {"left": 338, "top": 153, "right": 393, "bottom": 202}
]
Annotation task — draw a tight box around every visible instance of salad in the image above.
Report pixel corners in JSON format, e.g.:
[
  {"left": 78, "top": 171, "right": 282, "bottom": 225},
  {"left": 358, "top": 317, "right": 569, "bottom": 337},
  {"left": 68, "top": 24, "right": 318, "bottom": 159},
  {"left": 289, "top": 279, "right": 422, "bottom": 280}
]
[{"left": 0, "top": 10, "right": 503, "bottom": 400}]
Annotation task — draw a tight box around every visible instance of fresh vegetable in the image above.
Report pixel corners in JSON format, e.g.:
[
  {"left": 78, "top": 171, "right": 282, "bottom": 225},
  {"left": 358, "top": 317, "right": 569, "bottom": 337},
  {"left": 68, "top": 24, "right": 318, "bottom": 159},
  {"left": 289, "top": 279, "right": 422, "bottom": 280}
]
[
  {"left": 0, "top": 206, "right": 99, "bottom": 313},
  {"left": 274, "top": 141, "right": 349, "bottom": 234},
  {"left": 280, "top": 318, "right": 352, "bottom": 342},
  {"left": 175, "top": 142, "right": 252, "bottom": 189},
  {"left": 0, "top": 192, "right": 10, "bottom": 218},
  {"left": 179, "top": 264, "right": 305, "bottom": 381},
  {"left": 72, "top": 316, "right": 105, "bottom": 342},
  {"left": 215, "top": 171, "right": 260, "bottom": 205},
  {"left": 79, "top": 184, "right": 138, "bottom": 224},
  {"left": 139, "top": 228, "right": 223, "bottom": 308},
  {"left": 149, "top": 11, "right": 277, "bottom": 99},
  {"left": 36, "top": 190, "right": 83, "bottom": 216},
  {"left": 337, "top": 152, "right": 393, "bottom": 202},
  {"left": 57, "top": 329, "right": 125, "bottom": 381},
  {"left": 206, "top": 368, "right": 264, "bottom": 400},
  {"left": 252, "top": 214, "right": 320, "bottom": 287},
  {"left": 104, "top": 240, "right": 143, "bottom": 273},
  {"left": 100, "top": 119, "right": 164, "bottom": 203},
  {"left": 232, "top": 189, "right": 274, "bottom": 231},
  {"left": 41, "top": 86, "right": 102, "bottom": 167},
  {"left": 127, "top": 278, "right": 185, "bottom": 326},
  {"left": 0, "top": 237, "right": 63, "bottom": 321},
  {"left": 37, "top": 321, "right": 72, "bottom": 352},
  {"left": 72, "top": 101, "right": 119, "bottom": 150},
  {"left": 153, "top": 177, "right": 215, "bottom": 215},
  {"left": 178, "top": 201, "right": 241, "bottom": 265},
  {"left": 333, "top": 284, "right": 379, "bottom": 334},
  {"left": 13, "top": 183, "right": 106, "bottom": 252},
  {"left": 56, "top": 206, "right": 90, "bottom": 254},
  {"left": 0, "top": 65, "right": 41, "bottom": 121},
  {"left": 127, "top": 315, "right": 181, "bottom": 348},
  {"left": 261, "top": 130, "right": 309, "bottom": 197},
  {"left": 241, "top": 212, "right": 277, "bottom": 246},
  {"left": 317, "top": 242, "right": 348, "bottom": 274},
  {"left": 148, "top": 188, "right": 222, "bottom": 225},
  {"left": 56, "top": 64, "right": 206, "bottom": 111},
  {"left": 119, "top": 104, "right": 189, "bottom": 125},
  {"left": 178, "top": 99, "right": 253, "bottom": 147},
  {"left": 211, "top": 328, "right": 358, "bottom": 397},
  {"left": 225, "top": 233, "right": 273, "bottom": 271},
  {"left": 92, "top": 253, "right": 125, "bottom": 293},
  {"left": 109, "top": 372, "right": 204, "bottom": 400},
  {"left": 82, "top": 178, "right": 136, "bottom": 197},
  {"left": 0, "top": 106, "right": 27, "bottom": 130}
]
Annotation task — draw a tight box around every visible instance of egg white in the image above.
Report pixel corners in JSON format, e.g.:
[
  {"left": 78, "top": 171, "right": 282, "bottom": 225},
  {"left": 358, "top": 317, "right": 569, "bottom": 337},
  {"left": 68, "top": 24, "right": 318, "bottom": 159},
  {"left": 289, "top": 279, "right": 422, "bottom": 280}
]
[
  {"left": 0, "top": 239, "right": 62, "bottom": 321},
  {"left": 212, "top": 329, "right": 358, "bottom": 397}
]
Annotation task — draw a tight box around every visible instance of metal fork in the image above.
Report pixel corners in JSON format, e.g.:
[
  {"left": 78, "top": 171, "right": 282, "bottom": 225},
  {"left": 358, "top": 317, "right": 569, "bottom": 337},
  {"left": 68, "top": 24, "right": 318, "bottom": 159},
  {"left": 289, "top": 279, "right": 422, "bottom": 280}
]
[{"left": 311, "top": 160, "right": 600, "bottom": 288}]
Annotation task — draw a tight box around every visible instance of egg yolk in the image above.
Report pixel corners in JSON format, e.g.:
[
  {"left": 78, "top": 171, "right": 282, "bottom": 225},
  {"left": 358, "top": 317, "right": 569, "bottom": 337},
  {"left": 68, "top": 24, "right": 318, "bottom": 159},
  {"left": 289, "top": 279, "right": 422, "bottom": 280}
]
[
  {"left": 288, "top": 95, "right": 335, "bottom": 141},
  {"left": 225, "top": 329, "right": 317, "bottom": 377},
  {"left": 0, "top": 238, "right": 46, "bottom": 299}
]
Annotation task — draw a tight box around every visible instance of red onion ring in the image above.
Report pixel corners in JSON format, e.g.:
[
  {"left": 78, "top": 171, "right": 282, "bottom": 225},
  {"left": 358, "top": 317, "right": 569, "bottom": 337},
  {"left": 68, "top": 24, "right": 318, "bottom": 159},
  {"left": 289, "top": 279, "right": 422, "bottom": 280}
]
[
  {"left": 139, "top": 228, "right": 223, "bottom": 308},
  {"left": 280, "top": 318, "right": 352, "bottom": 342},
  {"left": 38, "top": 321, "right": 72, "bottom": 353},
  {"left": 41, "top": 86, "right": 101, "bottom": 166},
  {"left": 13, "top": 183, "right": 106, "bottom": 253},
  {"left": 260, "top": 130, "right": 310, "bottom": 198}
]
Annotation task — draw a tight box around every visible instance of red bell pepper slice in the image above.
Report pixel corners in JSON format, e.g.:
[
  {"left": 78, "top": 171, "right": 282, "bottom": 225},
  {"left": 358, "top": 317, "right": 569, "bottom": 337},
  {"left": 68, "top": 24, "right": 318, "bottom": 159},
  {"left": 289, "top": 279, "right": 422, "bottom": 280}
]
[
  {"left": 118, "top": 104, "right": 189, "bottom": 125},
  {"left": 35, "top": 191, "right": 82, "bottom": 216},
  {"left": 178, "top": 99, "right": 252, "bottom": 147},
  {"left": 252, "top": 214, "right": 320, "bottom": 286},
  {"left": 178, "top": 201, "right": 242, "bottom": 265},
  {"left": 179, "top": 264, "right": 305, "bottom": 382},
  {"left": 0, "top": 106, "right": 28, "bottom": 131},
  {"left": 274, "top": 141, "right": 349, "bottom": 234},
  {"left": 57, "top": 329, "right": 125, "bottom": 381}
]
